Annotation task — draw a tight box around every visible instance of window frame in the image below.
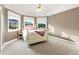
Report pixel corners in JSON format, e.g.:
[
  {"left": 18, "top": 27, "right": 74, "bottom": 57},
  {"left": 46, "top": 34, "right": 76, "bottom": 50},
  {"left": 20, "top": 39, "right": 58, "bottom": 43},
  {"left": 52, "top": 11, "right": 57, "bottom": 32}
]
[
  {"left": 24, "top": 16, "right": 35, "bottom": 29},
  {"left": 8, "top": 11, "right": 21, "bottom": 32},
  {"left": 37, "top": 17, "right": 47, "bottom": 29}
]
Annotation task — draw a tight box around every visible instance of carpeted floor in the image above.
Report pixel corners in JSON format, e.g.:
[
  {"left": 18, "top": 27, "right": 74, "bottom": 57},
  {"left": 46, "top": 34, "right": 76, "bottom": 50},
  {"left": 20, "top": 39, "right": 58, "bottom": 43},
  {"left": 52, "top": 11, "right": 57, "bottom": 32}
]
[{"left": 1, "top": 36, "right": 79, "bottom": 55}]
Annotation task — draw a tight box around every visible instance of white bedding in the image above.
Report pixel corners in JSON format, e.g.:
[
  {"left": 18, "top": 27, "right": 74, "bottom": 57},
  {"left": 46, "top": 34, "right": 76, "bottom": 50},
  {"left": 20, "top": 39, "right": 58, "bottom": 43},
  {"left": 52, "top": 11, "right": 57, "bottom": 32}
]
[
  {"left": 22, "top": 29, "right": 48, "bottom": 45},
  {"left": 28, "top": 29, "right": 45, "bottom": 33},
  {"left": 27, "top": 29, "right": 48, "bottom": 45}
]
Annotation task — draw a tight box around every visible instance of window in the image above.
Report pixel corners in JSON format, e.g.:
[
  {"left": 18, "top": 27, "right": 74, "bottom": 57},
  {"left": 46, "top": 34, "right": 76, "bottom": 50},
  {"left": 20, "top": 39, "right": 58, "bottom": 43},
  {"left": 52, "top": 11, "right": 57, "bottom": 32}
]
[
  {"left": 24, "top": 17, "right": 35, "bottom": 30},
  {"left": 37, "top": 17, "right": 47, "bottom": 29},
  {"left": 8, "top": 11, "right": 20, "bottom": 32}
]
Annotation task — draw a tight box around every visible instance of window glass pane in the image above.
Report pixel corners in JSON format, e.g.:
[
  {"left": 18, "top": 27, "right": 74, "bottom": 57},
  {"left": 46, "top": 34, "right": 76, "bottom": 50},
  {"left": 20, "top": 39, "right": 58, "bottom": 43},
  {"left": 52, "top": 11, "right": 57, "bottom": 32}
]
[
  {"left": 8, "top": 11, "right": 20, "bottom": 32},
  {"left": 37, "top": 17, "right": 47, "bottom": 29},
  {"left": 24, "top": 17, "right": 34, "bottom": 30}
]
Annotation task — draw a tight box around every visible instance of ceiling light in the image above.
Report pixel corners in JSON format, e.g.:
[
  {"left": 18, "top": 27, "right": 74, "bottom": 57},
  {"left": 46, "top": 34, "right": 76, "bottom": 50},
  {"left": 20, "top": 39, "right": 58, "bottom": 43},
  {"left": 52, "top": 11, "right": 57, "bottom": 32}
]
[{"left": 36, "top": 4, "right": 43, "bottom": 12}]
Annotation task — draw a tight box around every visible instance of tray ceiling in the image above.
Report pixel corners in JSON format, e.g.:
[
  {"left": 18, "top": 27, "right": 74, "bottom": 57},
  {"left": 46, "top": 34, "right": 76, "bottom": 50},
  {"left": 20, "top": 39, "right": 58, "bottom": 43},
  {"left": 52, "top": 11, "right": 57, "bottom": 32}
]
[{"left": 3, "top": 4, "right": 79, "bottom": 16}]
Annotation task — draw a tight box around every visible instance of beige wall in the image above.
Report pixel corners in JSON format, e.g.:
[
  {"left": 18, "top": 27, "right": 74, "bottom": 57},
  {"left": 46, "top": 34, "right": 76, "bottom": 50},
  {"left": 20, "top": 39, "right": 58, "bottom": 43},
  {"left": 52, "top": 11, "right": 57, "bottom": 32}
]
[
  {"left": 20, "top": 15, "right": 24, "bottom": 31},
  {"left": 2, "top": 7, "right": 22, "bottom": 44},
  {"left": 0, "top": 10, "right": 1, "bottom": 49},
  {"left": 48, "top": 7, "right": 79, "bottom": 37}
]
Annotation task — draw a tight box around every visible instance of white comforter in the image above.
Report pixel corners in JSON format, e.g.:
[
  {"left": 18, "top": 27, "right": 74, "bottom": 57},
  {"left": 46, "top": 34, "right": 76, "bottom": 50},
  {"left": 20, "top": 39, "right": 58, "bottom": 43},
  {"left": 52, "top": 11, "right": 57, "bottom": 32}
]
[{"left": 23, "top": 29, "right": 47, "bottom": 45}]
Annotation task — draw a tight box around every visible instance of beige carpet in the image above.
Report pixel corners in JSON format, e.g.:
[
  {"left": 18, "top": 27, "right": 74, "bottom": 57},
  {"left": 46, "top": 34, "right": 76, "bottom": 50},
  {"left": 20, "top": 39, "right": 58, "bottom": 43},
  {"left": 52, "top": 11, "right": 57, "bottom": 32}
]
[{"left": 1, "top": 36, "right": 79, "bottom": 55}]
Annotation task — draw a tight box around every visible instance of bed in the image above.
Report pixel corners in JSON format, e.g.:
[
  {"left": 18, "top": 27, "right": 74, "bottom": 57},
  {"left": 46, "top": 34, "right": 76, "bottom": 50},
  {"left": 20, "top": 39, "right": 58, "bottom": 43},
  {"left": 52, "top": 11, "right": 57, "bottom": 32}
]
[{"left": 27, "top": 29, "right": 48, "bottom": 45}]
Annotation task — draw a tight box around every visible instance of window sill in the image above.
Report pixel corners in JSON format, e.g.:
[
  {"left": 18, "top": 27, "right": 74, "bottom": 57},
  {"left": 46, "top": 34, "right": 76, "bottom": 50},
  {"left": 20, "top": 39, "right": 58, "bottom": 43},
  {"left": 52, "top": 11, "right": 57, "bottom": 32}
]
[{"left": 8, "top": 29, "right": 20, "bottom": 32}]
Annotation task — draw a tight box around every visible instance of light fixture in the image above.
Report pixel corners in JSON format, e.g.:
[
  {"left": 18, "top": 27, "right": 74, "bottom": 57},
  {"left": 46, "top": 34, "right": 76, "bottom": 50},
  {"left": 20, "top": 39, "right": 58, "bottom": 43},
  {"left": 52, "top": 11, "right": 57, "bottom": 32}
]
[{"left": 36, "top": 4, "right": 43, "bottom": 12}]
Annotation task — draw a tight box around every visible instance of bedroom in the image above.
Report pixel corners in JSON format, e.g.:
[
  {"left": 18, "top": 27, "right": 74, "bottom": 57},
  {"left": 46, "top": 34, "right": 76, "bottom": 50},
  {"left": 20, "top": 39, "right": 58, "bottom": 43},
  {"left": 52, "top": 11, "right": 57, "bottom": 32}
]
[{"left": 0, "top": 4, "right": 79, "bottom": 55}]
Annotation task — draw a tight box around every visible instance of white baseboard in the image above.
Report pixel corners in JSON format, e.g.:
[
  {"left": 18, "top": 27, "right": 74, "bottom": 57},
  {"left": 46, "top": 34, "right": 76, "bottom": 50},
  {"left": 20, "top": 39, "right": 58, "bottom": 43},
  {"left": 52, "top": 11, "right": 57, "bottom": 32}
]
[{"left": 1, "top": 38, "right": 18, "bottom": 51}]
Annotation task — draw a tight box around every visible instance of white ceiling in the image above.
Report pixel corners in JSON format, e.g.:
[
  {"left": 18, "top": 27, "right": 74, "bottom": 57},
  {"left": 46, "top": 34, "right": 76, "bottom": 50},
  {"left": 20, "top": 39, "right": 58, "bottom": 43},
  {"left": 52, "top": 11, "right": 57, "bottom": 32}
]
[{"left": 3, "top": 4, "right": 79, "bottom": 16}]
